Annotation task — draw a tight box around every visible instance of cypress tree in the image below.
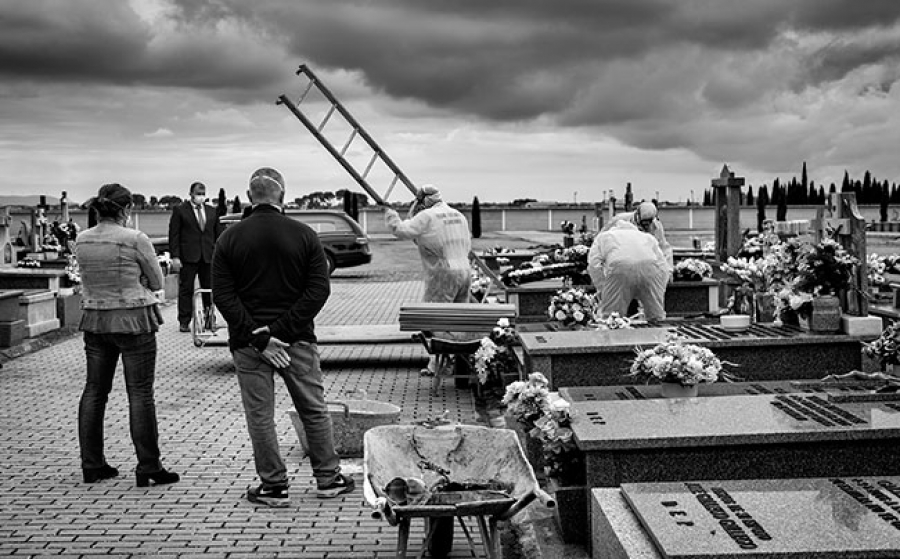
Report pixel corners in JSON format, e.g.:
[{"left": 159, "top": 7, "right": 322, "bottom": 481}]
[
  {"left": 841, "top": 171, "right": 850, "bottom": 192},
  {"left": 471, "top": 196, "right": 482, "bottom": 238},
  {"left": 216, "top": 188, "right": 228, "bottom": 217},
  {"left": 756, "top": 185, "right": 768, "bottom": 232},
  {"left": 232, "top": 195, "right": 241, "bottom": 214},
  {"left": 746, "top": 186, "right": 754, "bottom": 207}
]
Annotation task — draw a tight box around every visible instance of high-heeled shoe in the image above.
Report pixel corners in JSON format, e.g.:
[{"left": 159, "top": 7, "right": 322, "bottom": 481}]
[
  {"left": 83, "top": 464, "right": 119, "bottom": 483},
  {"left": 135, "top": 469, "right": 180, "bottom": 487}
]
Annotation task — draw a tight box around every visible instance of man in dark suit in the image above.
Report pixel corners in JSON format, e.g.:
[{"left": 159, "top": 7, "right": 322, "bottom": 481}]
[{"left": 168, "top": 181, "right": 220, "bottom": 332}]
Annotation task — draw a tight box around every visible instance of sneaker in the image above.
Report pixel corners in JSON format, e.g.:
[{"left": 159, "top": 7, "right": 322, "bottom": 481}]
[
  {"left": 247, "top": 484, "right": 290, "bottom": 508},
  {"left": 179, "top": 323, "right": 191, "bottom": 333},
  {"left": 316, "top": 474, "right": 355, "bottom": 499}
]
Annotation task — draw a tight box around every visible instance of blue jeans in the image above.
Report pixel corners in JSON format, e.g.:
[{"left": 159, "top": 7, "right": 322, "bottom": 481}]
[
  {"left": 79, "top": 332, "right": 163, "bottom": 474},
  {"left": 233, "top": 342, "right": 341, "bottom": 489}
]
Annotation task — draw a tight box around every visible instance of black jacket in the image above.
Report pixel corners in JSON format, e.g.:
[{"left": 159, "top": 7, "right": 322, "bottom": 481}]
[
  {"left": 211, "top": 205, "right": 330, "bottom": 351},
  {"left": 168, "top": 201, "right": 220, "bottom": 263}
]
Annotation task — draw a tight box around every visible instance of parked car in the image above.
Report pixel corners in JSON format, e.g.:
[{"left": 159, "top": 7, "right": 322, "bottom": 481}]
[{"left": 219, "top": 209, "right": 371, "bottom": 275}]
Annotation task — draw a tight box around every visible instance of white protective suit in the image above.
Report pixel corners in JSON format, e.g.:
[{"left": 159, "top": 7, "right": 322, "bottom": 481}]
[
  {"left": 588, "top": 220, "right": 669, "bottom": 322},
  {"left": 384, "top": 198, "right": 472, "bottom": 303},
  {"left": 602, "top": 210, "right": 674, "bottom": 271}
]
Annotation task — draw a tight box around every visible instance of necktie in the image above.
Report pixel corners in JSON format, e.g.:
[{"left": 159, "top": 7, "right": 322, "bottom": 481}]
[{"left": 196, "top": 205, "right": 206, "bottom": 230}]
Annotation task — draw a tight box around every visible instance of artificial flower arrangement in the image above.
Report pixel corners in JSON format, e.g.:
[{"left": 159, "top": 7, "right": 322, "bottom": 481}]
[
  {"left": 500, "top": 259, "right": 582, "bottom": 287},
  {"left": 550, "top": 243, "right": 591, "bottom": 284},
  {"left": 470, "top": 268, "right": 493, "bottom": 301},
  {"left": 597, "top": 312, "right": 633, "bottom": 330},
  {"left": 548, "top": 287, "right": 596, "bottom": 327},
  {"left": 64, "top": 255, "right": 81, "bottom": 285},
  {"left": 629, "top": 333, "right": 731, "bottom": 387},
  {"left": 17, "top": 257, "right": 41, "bottom": 268},
  {"left": 502, "top": 372, "right": 552, "bottom": 427},
  {"left": 862, "top": 320, "right": 900, "bottom": 369},
  {"left": 702, "top": 241, "right": 716, "bottom": 253},
  {"left": 673, "top": 258, "right": 713, "bottom": 282},
  {"left": 793, "top": 238, "right": 859, "bottom": 297},
  {"left": 560, "top": 220, "right": 576, "bottom": 236},
  {"left": 50, "top": 220, "right": 80, "bottom": 254},
  {"left": 867, "top": 253, "right": 900, "bottom": 287},
  {"left": 531, "top": 396, "right": 584, "bottom": 485},
  {"left": 473, "top": 318, "right": 519, "bottom": 385}
]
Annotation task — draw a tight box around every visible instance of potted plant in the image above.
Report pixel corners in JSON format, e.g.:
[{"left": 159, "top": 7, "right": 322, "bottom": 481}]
[
  {"left": 789, "top": 238, "right": 859, "bottom": 332},
  {"left": 673, "top": 258, "right": 713, "bottom": 282},
  {"left": 547, "top": 287, "right": 596, "bottom": 329},
  {"left": 628, "top": 334, "right": 732, "bottom": 397}
]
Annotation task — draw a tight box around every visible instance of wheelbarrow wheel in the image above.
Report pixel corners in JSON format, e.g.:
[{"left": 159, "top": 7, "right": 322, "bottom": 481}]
[{"left": 426, "top": 517, "right": 454, "bottom": 558}]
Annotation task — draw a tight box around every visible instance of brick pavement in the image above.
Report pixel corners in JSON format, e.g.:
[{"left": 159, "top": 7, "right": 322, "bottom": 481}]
[{"left": 0, "top": 275, "right": 499, "bottom": 558}]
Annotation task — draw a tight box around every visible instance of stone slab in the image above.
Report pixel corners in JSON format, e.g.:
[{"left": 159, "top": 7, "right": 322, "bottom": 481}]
[
  {"left": 560, "top": 380, "right": 886, "bottom": 402},
  {"left": 25, "top": 318, "right": 59, "bottom": 338},
  {"left": 571, "top": 394, "right": 900, "bottom": 451},
  {"left": 0, "top": 268, "right": 65, "bottom": 293},
  {"left": 842, "top": 314, "right": 884, "bottom": 337},
  {"left": 519, "top": 325, "right": 868, "bottom": 389},
  {"left": 615, "top": 477, "right": 900, "bottom": 558},
  {"left": 0, "top": 289, "right": 24, "bottom": 320}
]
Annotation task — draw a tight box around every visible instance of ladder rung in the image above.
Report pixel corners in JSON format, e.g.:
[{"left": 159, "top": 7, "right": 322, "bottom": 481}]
[
  {"left": 317, "top": 105, "right": 336, "bottom": 133},
  {"left": 340, "top": 129, "right": 358, "bottom": 157},
  {"left": 361, "top": 152, "right": 379, "bottom": 179},
  {"left": 296, "top": 79, "right": 315, "bottom": 106},
  {"left": 384, "top": 175, "right": 400, "bottom": 201}
]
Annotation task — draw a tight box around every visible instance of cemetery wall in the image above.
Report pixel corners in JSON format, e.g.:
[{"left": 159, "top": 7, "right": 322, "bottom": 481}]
[{"left": 7, "top": 204, "right": 896, "bottom": 240}]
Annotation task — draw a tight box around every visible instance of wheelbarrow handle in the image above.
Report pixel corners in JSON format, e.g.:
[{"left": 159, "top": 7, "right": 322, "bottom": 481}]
[
  {"left": 497, "top": 488, "right": 556, "bottom": 521},
  {"left": 324, "top": 400, "right": 351, "bottom": 418}
]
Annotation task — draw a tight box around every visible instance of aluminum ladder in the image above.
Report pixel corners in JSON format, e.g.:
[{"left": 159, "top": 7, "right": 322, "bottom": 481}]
[{"left": 277, "top": 64, "right": 418, "bottom": 205}]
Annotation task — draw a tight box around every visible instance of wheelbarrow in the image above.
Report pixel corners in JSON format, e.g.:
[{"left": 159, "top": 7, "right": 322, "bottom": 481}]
[{"left": 363, "top": 424, "right": 555, "bottom": 558}]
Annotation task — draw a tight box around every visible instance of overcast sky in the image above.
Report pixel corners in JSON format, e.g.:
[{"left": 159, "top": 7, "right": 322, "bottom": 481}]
[{"left": 2, "top": 0, "right": 900, "bottom": 205}]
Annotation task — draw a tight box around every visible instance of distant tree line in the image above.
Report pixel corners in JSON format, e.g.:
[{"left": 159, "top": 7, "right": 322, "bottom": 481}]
[
  {"left": 125, "top": 188, "right": 371, "bottom": 214},
  {"left": 699, "top": 162, "right": 900, "bottom": 209}
]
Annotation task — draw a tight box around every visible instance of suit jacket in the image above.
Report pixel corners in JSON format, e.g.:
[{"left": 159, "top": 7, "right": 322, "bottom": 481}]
[{"left": 168, "top": 201, "right": 220, "bottom": 263}]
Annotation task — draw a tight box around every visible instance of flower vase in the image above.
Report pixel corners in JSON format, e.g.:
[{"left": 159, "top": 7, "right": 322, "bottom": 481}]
[
  {"left": 660, "top": 382, "right": 699, "bottom": 398},
  {"left": 809, "top": 295, "right": 842, "bottom": 333},
  {"left": 505, "top": 414, "right": 545, "bottom": 479},
  {"left": 754, "top": 292, "right": 776, "bottom": 323}
]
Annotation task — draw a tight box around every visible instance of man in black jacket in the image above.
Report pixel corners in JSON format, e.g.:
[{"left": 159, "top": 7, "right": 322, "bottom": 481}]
[
  {"left": 211, "top": 167, "right": 353, "bottom": 507},
  {"left": 168, "top": 182, "right": 220, "bottom": 332}
]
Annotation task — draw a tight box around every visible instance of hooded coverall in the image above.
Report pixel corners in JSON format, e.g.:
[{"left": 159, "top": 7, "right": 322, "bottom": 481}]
[
  {"left": 384, "top": 201, "right": 472, "bottom": 303},
  {"left": 588, "top": 220, "right": 669, "bottom": 322}
]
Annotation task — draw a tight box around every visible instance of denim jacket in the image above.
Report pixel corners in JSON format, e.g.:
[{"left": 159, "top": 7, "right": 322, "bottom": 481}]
[{"left": 76, "top": 221, "right": 164, "bottom": 310}]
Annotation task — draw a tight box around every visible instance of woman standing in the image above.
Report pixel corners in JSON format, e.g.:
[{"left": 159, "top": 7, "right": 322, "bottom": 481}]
[{"left": 76, "top": 183, "right": 179, "bottom": 487}]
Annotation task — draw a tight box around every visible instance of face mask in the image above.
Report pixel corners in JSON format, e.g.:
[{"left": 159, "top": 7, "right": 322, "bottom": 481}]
[{"left": 191, "top": 195, "right": 206, "bottom": 205}]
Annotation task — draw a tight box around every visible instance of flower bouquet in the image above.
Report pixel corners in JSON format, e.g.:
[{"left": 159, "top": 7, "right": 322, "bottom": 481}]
[
  {"left": 793, "top": 238, "right": 859, "bottom": 297},
  {"left": 501, "top": 260, "right": 582, "bottom": 287},
  {"left": 862, "top": 320, "right": 900, "bottom": 371},
  {"left": 629, "top": 334, "right": 731, "bottom": 387},
  {"left": 470, "top": 268, "right": 493, "bottom": 301},
  {"left": 867, "top": 253, "right": 900, "bottom": 287},
  {"left": 560, "top": 220, "right": 575, "bottom": 236},
  {"left": 548, "top": 287, "right": 596, "bottom": 328},
  {"left": 473, "top": 318, "right": 519, "bottom": 385},
  {"left": 17, "top": 257, "right": 41, "bottom": 269},
  {"left": 597, "top": 312, "right": 633, "bottom": 330},
  {"left": 551, "top": 244, "right": 591, "bottom": 285},
  {"left": 64, "top": 255, "right": 81, "bottom": 285},
  {"left": 673, "top": 258, "right": 713, "bottom": 282},
  {"left": 502, "top": 372, "right": 551, "bottom": 427},
  {"left": 532, "top": 397, "right": 584, "bottom": 485}
]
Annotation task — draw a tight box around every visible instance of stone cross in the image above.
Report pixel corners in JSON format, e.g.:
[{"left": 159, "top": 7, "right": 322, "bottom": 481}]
[
  {"left": 711, "top": 164, "right": 745, "bottom": 262},
  {"left": 810, "top": 192, "right": 868, "bottom": 316}
]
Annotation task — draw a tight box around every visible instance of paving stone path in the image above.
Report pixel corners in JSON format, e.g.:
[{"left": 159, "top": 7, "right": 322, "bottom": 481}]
[{"left": 0, "top": 276, "right": 493, "bottom": 558}]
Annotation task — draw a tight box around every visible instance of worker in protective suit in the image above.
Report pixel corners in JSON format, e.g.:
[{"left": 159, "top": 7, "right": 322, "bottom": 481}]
[
  {"left": 588, "top": 219, "right": 669, "bottom": 324},
  {"left": 602, "top": 201, "right": 673, "bottom": 271},
  {"left": 383, "top": 185, "right": 472, "bottom": 302},
  {"left": 383, "top": 185, "right": 473, "bottom": 374}
]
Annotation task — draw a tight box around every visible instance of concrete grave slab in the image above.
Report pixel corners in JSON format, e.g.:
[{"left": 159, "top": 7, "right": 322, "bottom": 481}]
[{"left": 593, "top": 477, "right": 900, "bottom": 559}]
